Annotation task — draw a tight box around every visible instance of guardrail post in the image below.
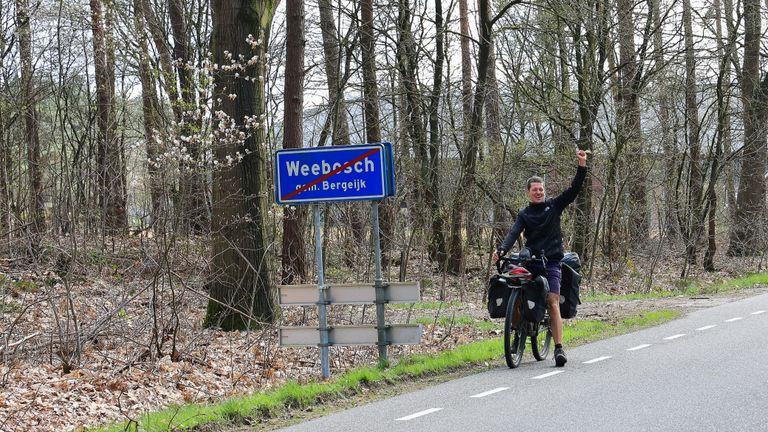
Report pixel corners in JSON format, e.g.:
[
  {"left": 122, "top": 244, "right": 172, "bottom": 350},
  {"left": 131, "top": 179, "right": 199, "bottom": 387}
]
[
  {"left": 313, "top": 205, "right": 331, "bottom": 379},
  {"left": 372, "top": 202, "right": 388, "bottom": 367}
]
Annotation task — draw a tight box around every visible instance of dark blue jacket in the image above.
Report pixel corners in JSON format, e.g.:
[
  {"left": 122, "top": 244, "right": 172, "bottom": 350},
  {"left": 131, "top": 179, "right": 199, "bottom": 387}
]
[{"left": 498, "top": 166, "right": 587, "bottom": 260}]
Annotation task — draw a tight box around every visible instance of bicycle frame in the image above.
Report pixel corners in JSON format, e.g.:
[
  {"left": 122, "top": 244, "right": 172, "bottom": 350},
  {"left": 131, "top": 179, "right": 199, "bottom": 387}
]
[{"left": 497, "top": 255, "right": 553, "bottom": 368}]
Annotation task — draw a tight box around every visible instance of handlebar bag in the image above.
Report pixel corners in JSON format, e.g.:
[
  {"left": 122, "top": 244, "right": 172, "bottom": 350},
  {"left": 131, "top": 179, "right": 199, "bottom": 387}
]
[
  {"left": 522, "top": 276, "right": 549, "bottom": 323},
  {"left": 560, "top": 263, "right": 582, "bottom": 319},
  {"left": 487, "top": 275, "right": 511, "bottom": 318}
]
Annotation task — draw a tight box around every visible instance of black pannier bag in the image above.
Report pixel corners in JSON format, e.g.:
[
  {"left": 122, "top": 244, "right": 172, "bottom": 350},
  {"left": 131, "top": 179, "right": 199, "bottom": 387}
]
[
  {"left": 487, "top": 275, "right": 511, "bottom": 318},
  {"left": 522, "top": 276, "right": 549, "bottom": 323},
  {"left": 560, "top": 252, "right": 582, "bottom": 319}
]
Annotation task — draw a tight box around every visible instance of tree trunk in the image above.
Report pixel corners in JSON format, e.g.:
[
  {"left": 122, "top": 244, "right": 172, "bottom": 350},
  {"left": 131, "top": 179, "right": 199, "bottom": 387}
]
[
  {"left": 90, "top": 0, "right": 126, "bottom": 234},
  {"left": 427, "top": 0, "right": 447, "bottom": 265},
  {"left": 169, "top": 0, "right": 209, "bottom": 234},
  {"left": 573, "top": 0, "right": 608, "bottom": 265},
  {"left": 681, "top": 0, "right": 704, "bottom": 265},
  {"left": 616, "top": 0, "right": 647, "bottom": 244},
  {"left": 133, "top": 0, "right": 163, "bottom": 223},
  {"left": 728, "top": 0, "right": 767, "bottom": 256},
  {"left": 16, "top": 0, "right": 45, "bottom": 249},
  {"left": 318, "top": 0, "right": 351, "bottom": 146},
  {"left": 486, "top": 38, "right": 513, "bottom": 252},
  {"left": 281, "top": 0, "right": 308, "bottom": 285},
  {"left": 652, "top": 0, "right": 677, "bottom": 242},
  {"left": 204, "top": 0, "right": 278, "bottom": 330},
  {"left": 397, "top": 0, "right": 429, "bottom": 229},
  {"left": 359, "top": 0, "right": 394, "bottom": 265},
  {"left": 458, "top": 0, "right": 473, "bottom": 125},
  {"left": 721, "top": 0, "right": 737, "bottom": 226},
  {"left": 0, "top": 100, "right": 7, "bottom": 239},
  {"left": 141, "top": 0, "right": 179, "bottom": 115}
]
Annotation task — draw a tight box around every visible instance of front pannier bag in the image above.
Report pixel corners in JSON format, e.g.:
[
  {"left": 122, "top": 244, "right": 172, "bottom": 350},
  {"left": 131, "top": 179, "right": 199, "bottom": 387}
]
[
  {"left": 522, "top": 276, "right": 549, "bottom": 323},
  {"left": 487, "top": 275, "right": 510, "bottom": 318}
]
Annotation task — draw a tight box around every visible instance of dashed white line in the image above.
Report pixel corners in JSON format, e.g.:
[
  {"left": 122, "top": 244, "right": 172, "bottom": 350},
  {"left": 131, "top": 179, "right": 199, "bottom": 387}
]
[
  {"left": 627, "top": 344, "right": 652, "bottom": 351},
  {"left": 583, "top": 356, "right": 612, "bottom": 364},
  {"left": 470, "top": 387, "right": 509, "bottom": 398},
  {"left": 396, "top": 408, "right": 443, "bottom": 421},
  {"left": 664, "top": 334, "right": 686, "bottom": 340},
  {"left": 752, "top": 310, "right": 766, "bottom": 315},
  {"left": 725, "top": 317, "right": 743, "bottom": 322},
  {"left": 532, "top": 370, "right": 565, "bottom": 380},
  {"left": 696, "top": 325, "right": 716, "bottom": 331}
]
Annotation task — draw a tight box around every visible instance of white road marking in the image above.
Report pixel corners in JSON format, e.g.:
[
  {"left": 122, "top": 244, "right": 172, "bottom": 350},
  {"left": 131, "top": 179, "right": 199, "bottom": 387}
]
[
  {"left": 752, "top": 310, "right": 766, "bottom": 315},
  {"left": 725, "top": 317, "right": 743, "bottom": 322},
  {"left": 583, "top": 356, "right": 612, "bottom": 364},
  {"left": 532, "top": 370, "right": 565, "bottom": 380},
  {"left": 696, "top": 325, "right": 716, "bottom": 331},
  {"left": 664, "top": 334, "right": 686, "bottom": 340},
  {"left": 470, "top": 387, "right": 509, "bottom": 398},
  {"left": 396, "top": 408, "right": 443, "bottom": 421},
  {"left": 627, "top": 344, "right": 652, "bottom": 351}
]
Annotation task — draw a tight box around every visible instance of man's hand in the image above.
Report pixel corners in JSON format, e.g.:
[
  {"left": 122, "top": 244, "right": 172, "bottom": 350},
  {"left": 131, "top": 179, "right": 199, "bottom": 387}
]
[
  {"left": 492, "top": 249, "right": 501, "bottom": 262},
  {"left": 576, "top": 149, "right": 589, "bottom": 167}
]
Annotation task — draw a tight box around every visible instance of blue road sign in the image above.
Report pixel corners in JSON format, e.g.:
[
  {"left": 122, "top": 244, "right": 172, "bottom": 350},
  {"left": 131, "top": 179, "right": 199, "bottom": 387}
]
[{"left": 275, "top": 143, "right": 394, "bottom": 205}]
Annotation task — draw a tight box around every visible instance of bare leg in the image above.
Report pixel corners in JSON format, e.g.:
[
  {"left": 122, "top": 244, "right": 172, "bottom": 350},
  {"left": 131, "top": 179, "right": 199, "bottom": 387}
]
[{"left": 547, "top": 293, "right": 563, "bottom": 344}]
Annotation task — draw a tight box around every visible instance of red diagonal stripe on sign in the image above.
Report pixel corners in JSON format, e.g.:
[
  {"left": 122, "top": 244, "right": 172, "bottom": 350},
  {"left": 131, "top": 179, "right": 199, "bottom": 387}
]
[{"left": 280, "top": 147, "right": 381, "bottom": 202}]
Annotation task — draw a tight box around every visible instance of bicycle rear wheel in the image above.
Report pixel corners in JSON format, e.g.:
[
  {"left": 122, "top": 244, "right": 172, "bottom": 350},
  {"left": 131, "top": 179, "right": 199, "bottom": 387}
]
[
  {"left": 531, "top": 317, "right": 552, "bottom": 361},
  {"left": 504, "top": 291, "right": 526, "bottom": 368}
]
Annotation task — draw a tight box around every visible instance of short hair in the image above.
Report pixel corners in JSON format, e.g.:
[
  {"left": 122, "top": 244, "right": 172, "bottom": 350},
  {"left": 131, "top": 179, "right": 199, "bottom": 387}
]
[{"left": 526, "top": 176, "right": 544, "bottom": 190}]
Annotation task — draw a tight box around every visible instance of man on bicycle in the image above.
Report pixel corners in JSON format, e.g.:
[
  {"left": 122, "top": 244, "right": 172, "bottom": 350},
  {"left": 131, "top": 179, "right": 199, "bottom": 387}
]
[{"left": 492, "top": 149, "right": 588, "bottom": 367}]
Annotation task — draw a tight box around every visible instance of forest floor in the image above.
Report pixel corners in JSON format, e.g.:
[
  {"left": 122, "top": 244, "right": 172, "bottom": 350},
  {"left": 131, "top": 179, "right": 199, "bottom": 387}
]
[{"left": 1, "top": 240, "right": 767, "bottom": 432}]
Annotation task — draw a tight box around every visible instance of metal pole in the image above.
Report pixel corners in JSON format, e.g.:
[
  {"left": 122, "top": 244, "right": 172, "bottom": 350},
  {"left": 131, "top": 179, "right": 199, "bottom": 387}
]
[
  {"left": 314, "top": 205, "right": 331, "bottom": 378},
  {"left": 372, "top": 202, "right": 388, "bottom": 366}
]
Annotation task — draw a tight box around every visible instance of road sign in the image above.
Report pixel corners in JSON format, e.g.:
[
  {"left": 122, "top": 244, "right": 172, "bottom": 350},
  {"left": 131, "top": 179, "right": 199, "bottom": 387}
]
[
  {"left": 279, "top": 324, "right": 423, "bottom": 346},
  {"left": 274, "top": 143, "right": 395, "bottom": 205},
  {"left": 278, "top": 282, "right": 420, "bottom": 305}
]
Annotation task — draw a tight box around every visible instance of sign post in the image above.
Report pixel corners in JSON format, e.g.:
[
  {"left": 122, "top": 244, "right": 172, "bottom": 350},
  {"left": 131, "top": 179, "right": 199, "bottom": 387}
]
[
  {"left": 275, "top": 143, "right": 415, "bottom": 378},
  {"left": 372, "top": 201, "right": 387, "bottom": 367},
  {"left": 312, "top": 205, "right": 330, "bottom": 378}
]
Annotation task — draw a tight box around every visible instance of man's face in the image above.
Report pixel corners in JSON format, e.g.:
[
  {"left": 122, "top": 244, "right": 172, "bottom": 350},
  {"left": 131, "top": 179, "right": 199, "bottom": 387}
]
[{"left": 527, "top": 182, "right": 545, "bottom": 203}]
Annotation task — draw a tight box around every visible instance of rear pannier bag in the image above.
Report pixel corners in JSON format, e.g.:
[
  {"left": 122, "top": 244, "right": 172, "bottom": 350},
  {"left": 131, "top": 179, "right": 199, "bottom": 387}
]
[
  {"left": 487, "top": 275, "right": 511, "bottom": 318},
  {"left": 559, "top": 262, "right": 582, "bottom": 319},
  {"left": 522, "top": 276, "right": 549, "bottom": 323}
]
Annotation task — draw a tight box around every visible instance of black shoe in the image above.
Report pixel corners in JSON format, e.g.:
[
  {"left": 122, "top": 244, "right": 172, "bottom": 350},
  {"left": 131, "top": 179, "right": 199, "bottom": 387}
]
[
  {"left": 554, "top": 347, "right": 567, "bottom": 367},
  {"left": 511, "top": 333, "right": 519, "bottom": 353}
]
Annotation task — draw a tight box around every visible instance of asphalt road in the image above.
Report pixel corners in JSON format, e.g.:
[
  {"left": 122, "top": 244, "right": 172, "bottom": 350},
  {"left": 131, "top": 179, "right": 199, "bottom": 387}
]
[{"left": 277, "top": 292, "right": 768, "bottom": 432}]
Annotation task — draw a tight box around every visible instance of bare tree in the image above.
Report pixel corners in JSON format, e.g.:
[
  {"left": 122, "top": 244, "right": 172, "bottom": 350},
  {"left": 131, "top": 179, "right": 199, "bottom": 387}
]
[
  {"left": 90, "top": 0, "right": 126, "bottom": 234},
  {"left": 448, "top": 0, "right": 521, "bottom": 274},
  {"left": 728, "top": 0, "right": 768, "bottom": 256},
  {"left": 318, "top": 0, "right": 351, "bottom": 146},
  {"left": 169, "top": 0, "right": 209, "bottom": 235},
  {"left": 132, "top": 0, "right": 163, "bottom": 222},
  {"left": 358, "top": 0, "right": 394, "bottom": 263},
  {"left": 427, "top": 0, "right": 447, "bottom": 266},
  {"left": 15, "top": 0, "right": 45, "bottom": 250},
  {"left": 281, "top": 0, "right": 307, "bottom": 285},
  {"left": 680, "top": 0, "right": 704, "bottom": 266},
  {"left": 616, "top": 0, "right": 648, "bottom": 244}
]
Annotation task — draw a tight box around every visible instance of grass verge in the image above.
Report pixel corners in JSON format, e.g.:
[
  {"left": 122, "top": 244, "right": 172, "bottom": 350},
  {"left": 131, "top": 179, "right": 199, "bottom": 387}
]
[
  {"left": 94, "top": 309, "right": 680, "bottom": 432},
  {"left": 584, "top": 272, "right": 768, "bottom": 302}
]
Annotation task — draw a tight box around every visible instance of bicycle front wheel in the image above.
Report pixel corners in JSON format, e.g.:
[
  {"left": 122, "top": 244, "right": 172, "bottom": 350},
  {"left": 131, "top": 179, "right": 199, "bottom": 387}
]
[
  {"left": 531, "top": 318, "right": 552, "bottom": 361},
  {"left": 504, "top": 291, "right": 526, "bottom": 368}
]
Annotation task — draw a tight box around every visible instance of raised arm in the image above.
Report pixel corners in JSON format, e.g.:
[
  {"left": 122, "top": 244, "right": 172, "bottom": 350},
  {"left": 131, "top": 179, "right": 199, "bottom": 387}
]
[{"left": 552, "top": 150, "right": 588, "bottom": 209}]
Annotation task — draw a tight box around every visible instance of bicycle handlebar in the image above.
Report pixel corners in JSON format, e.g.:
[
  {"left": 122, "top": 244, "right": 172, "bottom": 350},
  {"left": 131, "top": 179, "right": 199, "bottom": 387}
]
[{"left": 495, "top": 249, "right": 548, "bottom": 274}]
